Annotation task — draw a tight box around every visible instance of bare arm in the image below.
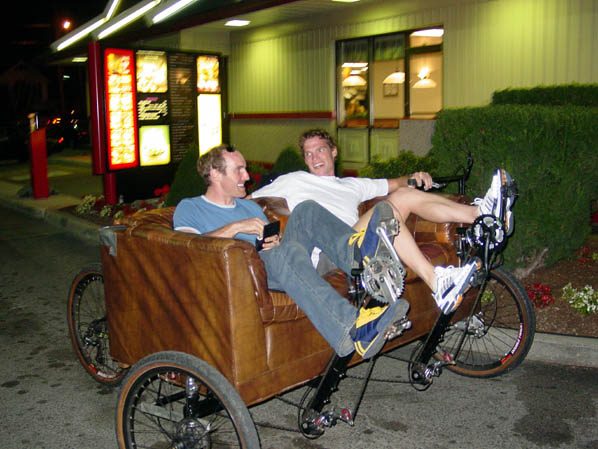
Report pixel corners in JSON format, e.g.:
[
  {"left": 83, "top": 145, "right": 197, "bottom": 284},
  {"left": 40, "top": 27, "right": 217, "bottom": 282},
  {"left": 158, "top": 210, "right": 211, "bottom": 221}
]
[
  {"left": 203, "top": 217, "right": 267, "bottom": 239},
  {"left": 177, "top": 217, "right": 281, "bottom": 250}
]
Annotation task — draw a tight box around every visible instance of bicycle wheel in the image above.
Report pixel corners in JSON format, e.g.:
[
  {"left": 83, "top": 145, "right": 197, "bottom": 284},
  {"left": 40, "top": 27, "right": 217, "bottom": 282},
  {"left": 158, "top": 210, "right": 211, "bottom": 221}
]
[
  {"left": 67, "top": 263, "right": 127, "bottom": 385},
  {"left": 436, "top": 267, "right": 535, "bottom": 378},
  {"left": 116, "top": 351, "right": 261, "bottom": 449}
]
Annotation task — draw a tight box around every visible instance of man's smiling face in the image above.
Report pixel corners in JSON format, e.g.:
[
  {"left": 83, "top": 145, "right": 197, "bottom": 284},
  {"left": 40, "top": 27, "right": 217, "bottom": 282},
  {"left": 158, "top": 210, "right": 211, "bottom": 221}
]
[{"left": 303, "top": 137, "right": 337, "bottom": 177}]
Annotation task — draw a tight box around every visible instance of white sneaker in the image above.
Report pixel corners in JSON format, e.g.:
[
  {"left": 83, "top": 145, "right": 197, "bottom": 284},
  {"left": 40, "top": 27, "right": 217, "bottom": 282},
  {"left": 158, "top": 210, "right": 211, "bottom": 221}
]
[
  {"left": 432, "top": 260, "right": 480, "bottom": 314},
  {"left": 473, "top": 169, "right": 515, "bottom": 234}
]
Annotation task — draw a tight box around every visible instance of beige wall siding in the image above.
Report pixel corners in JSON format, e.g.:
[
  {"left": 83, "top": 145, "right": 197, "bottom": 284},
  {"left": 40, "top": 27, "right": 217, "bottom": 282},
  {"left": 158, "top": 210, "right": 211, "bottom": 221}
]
[
  {"left": 444, "top": 0, "right": 598, "bottom": 107},
  {"left": 230, "top": 33, "right": 333, "bottom": 113},
  {"left": 229, "top": 0, "right": 598, "bottom": 114},
  {"left": 231, "top": 119, "right": 334, "bottom": 162}
]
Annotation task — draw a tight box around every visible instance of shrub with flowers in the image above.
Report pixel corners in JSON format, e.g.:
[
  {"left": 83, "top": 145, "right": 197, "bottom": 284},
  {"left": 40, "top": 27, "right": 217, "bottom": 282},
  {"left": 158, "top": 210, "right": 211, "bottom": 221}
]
[
  {"left": 525, "top": 282, "right": 554, "bottom": 309},
  {"left": 74, "top": 186, "right": 169, "bottom": 220},
  {"left": 562, "top": 283, "right": 598, "bottom": 315},
  {"left": 576, "top": 246, "right": 598, "bottom": 266}
]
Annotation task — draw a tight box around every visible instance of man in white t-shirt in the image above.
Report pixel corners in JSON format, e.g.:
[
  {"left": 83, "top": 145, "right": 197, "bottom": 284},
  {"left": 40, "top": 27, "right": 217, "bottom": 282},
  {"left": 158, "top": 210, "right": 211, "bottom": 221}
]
[
  {"left": 250, "top": 129, "right": 515, "bottom": 313},
  {"left": 173, "top": 144, "right": 421, "bottom": 360}
]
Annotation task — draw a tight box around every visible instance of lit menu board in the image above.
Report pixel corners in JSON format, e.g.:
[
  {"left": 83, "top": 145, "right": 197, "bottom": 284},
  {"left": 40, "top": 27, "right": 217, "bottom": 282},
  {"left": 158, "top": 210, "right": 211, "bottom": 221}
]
[
  {"left": 105, "top": 48, "right": 138, "bottom": 170},
  {"left": 168, "top": 53, "right": 197, "bottom": 162},
  {"left": 136, "top": 50, "right": 170, "bottom": 167},
  {"left": 197, "top": 55, "right": 221, "bottom": 155},
  {"left": 198, "top": 94, "right": 222, "bottom": 155}
]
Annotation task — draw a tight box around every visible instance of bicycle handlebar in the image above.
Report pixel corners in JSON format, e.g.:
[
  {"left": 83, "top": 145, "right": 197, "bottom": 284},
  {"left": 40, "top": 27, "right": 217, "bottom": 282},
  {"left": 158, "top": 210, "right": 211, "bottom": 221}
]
[{"left": 408, "top": 153, "right": 473, "bottom": 195}]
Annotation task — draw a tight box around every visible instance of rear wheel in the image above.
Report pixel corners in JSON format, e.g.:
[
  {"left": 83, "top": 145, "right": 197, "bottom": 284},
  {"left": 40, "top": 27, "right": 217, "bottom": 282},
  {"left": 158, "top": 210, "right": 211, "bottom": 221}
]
[
  {"left": 67, "top": 263, "right": 127, "bottom": 385},
  {"left": 436, "top": 267, "right": 535, "bottom": 378},
  {"left": 116, "top": 351, "right": 260, "bottom": 449}
]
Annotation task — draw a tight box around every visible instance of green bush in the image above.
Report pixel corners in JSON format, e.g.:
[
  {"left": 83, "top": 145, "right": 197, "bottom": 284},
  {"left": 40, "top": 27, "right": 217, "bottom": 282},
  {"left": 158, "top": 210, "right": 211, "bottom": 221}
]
[
  {"left": 271, "top": 146, "right": 308, "bottom": 174},
  {"left": 430, "top": 105, "right": 598, "bottom": 271},
  {"left": 492, "top": 84, "right": 598, "bottom": 107},
  {"left": 358, "top": 151, "right": 438, "bottom": 179},
  {"left": 164, "top": 146, "right": 206, "bottom": 207}
]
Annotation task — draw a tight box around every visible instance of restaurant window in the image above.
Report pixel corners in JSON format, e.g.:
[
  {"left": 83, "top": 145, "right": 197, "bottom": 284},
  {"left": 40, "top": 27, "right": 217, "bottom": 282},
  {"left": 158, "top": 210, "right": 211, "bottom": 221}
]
[
  {"left": 337, "top": 38, "right": 369, "bottom": 128},
  {"left": 337, "top": 28, "right": 442, "bottom": 128},
  {"left": 335, "top": 28, "right": 443, "bottom": 162}
]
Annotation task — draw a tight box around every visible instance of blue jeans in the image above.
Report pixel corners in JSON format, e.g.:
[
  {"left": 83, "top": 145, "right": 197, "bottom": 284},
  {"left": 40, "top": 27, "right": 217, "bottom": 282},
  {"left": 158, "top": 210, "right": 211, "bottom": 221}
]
[{"left": 260, "top": 200, "right": 358, "bottom": 356}]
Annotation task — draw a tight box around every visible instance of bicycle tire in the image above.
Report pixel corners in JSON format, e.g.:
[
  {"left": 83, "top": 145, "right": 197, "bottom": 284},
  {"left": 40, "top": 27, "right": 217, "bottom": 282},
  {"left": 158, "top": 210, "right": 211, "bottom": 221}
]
[
  {"left": 115, "top": 351, "right": 261, "bottom": 449},
  {"left": 67, "top": 263, "right": 127, "bottom": 385},
  {"left": 436, "top": 267, "right": 535, "bottom": 378}
]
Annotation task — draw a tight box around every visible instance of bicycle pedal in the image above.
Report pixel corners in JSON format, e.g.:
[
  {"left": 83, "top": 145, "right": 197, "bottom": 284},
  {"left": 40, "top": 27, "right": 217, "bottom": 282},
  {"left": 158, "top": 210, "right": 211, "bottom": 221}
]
[
  {"left": 378, "top": 217, "right": 399, "bottom": 238},
  {"left": 385, "top": 317, "right": 411, "bottom": 340}
]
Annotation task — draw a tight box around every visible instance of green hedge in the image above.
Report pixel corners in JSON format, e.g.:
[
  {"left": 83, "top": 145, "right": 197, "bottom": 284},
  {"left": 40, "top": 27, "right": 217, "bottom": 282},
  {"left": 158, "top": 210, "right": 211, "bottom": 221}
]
[
  {"left": 492, "top": 84, "right": 598, "bottom": 107},
  {"left": 430, "top": 105, "right": 598, "bottom": 270},
  {"left": 358, "top": 151, "right": 438, "bottom": 179}
]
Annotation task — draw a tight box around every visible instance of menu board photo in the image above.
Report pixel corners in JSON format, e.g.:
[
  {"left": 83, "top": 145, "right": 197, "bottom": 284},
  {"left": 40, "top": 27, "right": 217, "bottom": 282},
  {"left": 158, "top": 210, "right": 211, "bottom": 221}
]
[
  {"left": 139, "top": 125, "right": 171, "bottom": 166},
  {"left": 136, "top": 50, "right": 168, "bottom": 93},
  {"left": 197, "top": 55, "right": 220, "bottom": 93}
]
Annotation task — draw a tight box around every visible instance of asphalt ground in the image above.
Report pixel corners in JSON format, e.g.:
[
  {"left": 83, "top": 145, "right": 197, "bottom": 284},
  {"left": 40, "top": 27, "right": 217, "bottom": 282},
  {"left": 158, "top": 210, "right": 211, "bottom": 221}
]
[{"left": 0, "top": 152, "right": 597, "bottom": 370}]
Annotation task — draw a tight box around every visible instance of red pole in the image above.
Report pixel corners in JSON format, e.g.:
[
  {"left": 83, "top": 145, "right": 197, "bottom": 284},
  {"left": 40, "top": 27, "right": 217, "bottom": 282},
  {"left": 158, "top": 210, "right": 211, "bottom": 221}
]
[
  {"left": 88, "top": 41, "right": 117, "bottom": 204},
  {"left": 103, "top": 172, "right": 117, "bottom": 205},
  {"left": 29, "top": 128, "right": 50, "bottom": 199}
]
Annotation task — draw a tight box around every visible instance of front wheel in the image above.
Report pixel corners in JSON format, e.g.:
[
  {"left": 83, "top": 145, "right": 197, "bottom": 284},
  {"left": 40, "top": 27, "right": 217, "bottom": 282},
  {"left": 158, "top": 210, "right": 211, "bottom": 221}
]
[
  {"left": 116, "top": 351, "right": 261, "bottom": 449},
  {"left": 436, "top": 267, "right": 535, "bottom": 378},
  {"left": 67, "top": 263, "right": 127, "bottom": 385}
]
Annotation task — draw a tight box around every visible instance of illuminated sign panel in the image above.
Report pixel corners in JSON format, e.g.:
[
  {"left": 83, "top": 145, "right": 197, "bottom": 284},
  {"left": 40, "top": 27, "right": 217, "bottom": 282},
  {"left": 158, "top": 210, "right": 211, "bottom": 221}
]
[
  {"left": 197, "top": 56, "right": 219, "bottom": 93},
  {"left": 136, "top": 50, "right": 168, "bottom": 93},
  {"left": 139, "top": 125, "right": 171, "bottom": 166},
  {"left": 198, "top": 94, "right": 222, "bottom": 155},
  {"left": 136, "top": 50, "right": 170, "bottom": 166},
  {"left": 105, "top": 48, "right": 138, "bottom": 170}
]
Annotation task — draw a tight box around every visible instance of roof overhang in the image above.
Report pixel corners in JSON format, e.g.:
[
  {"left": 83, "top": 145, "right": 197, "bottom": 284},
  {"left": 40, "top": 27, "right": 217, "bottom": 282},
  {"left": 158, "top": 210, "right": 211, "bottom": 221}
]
[{"left": 50, "top": 0, "right": 301, "bottom": 56}]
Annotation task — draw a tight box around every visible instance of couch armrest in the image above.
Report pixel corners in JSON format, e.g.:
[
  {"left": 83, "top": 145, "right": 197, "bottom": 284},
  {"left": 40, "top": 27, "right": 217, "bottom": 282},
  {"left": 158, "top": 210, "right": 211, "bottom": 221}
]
[{"left": 101, "top": 223, "right": 273, "bottom": 386}]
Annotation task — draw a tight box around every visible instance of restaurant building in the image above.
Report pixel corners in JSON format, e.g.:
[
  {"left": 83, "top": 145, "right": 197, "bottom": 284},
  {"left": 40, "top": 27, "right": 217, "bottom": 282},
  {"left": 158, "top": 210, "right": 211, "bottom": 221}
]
[{"left": 51, "top": 0, "right": 598, "bottom": 194}]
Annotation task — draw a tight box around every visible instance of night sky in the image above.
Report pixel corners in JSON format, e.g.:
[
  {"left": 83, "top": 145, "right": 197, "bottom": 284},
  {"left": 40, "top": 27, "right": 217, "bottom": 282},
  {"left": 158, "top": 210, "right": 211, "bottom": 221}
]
[{"left": 3, "top": 1, "right": 109, "bottom": 71}]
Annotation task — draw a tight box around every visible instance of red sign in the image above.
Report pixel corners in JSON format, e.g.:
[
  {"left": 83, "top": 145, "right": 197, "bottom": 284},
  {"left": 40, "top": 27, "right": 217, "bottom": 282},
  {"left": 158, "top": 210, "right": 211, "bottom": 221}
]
[{"left": 104, "top": 48, "right": 138, "bottom": 170}]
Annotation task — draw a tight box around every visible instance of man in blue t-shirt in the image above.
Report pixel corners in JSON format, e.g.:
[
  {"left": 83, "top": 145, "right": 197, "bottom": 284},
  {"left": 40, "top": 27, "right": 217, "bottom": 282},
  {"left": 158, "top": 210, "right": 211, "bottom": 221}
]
[{"left": 174, "top": 144, "right": 414, "bottom": 359}]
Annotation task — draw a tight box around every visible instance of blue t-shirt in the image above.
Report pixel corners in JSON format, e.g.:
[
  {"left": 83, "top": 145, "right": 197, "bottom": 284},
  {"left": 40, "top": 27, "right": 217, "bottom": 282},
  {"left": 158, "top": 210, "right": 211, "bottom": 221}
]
[{"left": 173, "top": 195, "right": 268, "bottom": 245}]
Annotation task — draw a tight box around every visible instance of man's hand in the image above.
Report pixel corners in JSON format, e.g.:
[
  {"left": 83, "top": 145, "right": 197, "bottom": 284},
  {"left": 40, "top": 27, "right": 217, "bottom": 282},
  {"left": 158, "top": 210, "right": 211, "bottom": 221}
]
[
  {"left": 387, "top": 171, "right": 434, "bottom": 192},
  {"left": 261, "top": 233, "right": 281, "bottom": 251},
  {"left": 407, "top": 171, "right": 434, "bottom": 190}
]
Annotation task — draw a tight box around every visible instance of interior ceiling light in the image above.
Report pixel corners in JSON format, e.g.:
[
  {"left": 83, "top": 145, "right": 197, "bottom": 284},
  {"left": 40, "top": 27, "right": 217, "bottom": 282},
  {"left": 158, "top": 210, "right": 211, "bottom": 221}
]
[
  {"left": 95, "top": 0, "right": 161, "bottom": 40},
  {"left": 51, "top": 0, "right": 122, "bottom": 52},
  {"left": 342, "top": 62, "right": 368, "bottom": 68},
  {"left": 151, "top": 0, "right": 197, "bottom": 24},
  {"left": 411, "top": 28, "right": 444, "bottom": 37},
  {"left": 342, "top": 75, "right": 367, "bottom": 87},
  {"left": 72, "top": 57, "right": 88, "bottom": 63},
  {"left": 383, "top": 71, "right": 405, "bottom": 84},
  {"left": 225, "top": 19, "right": 251, "bottom": 27},
  {"left": 413, "top": 66, "right": 437, "bottom": 88}
]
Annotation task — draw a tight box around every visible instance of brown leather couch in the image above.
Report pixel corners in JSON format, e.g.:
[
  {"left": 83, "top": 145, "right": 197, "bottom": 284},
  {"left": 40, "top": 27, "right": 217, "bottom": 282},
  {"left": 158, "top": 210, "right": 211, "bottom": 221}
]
[{"left": 101, "top": 195, "right": 467, "bottom": 406}]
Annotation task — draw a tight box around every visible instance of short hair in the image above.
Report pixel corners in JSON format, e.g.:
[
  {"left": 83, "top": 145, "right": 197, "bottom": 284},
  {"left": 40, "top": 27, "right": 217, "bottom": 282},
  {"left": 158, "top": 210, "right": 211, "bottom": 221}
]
[
  {"left": 197, "top": 144, "right": 235, "bottom": 186},
  {"left": 298, "top": 129, "right": 337, "bottom": 155}
]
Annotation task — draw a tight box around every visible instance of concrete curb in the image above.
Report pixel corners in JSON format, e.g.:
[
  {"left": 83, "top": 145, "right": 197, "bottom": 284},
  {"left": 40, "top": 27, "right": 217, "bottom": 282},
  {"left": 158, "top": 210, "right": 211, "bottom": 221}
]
[
  {"left": 0, "top": 186, "right": 100, "bottom": 245},
  {"left": 527, "top": 332, "right": 598, "bottom": 369}
]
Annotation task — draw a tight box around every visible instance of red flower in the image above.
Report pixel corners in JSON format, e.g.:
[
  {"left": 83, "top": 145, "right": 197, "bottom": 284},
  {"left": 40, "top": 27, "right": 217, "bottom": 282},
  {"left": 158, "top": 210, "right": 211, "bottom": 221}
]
[{"left": 592, "top": 211, "right": 598, "bottom": 223}]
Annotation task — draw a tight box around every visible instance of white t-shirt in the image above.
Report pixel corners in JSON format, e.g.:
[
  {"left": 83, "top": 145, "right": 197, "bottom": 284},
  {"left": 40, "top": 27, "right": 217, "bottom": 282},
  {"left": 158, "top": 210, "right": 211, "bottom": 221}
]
[{"left": 252, "top": 171, "right": 388, "bottom": 226}]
